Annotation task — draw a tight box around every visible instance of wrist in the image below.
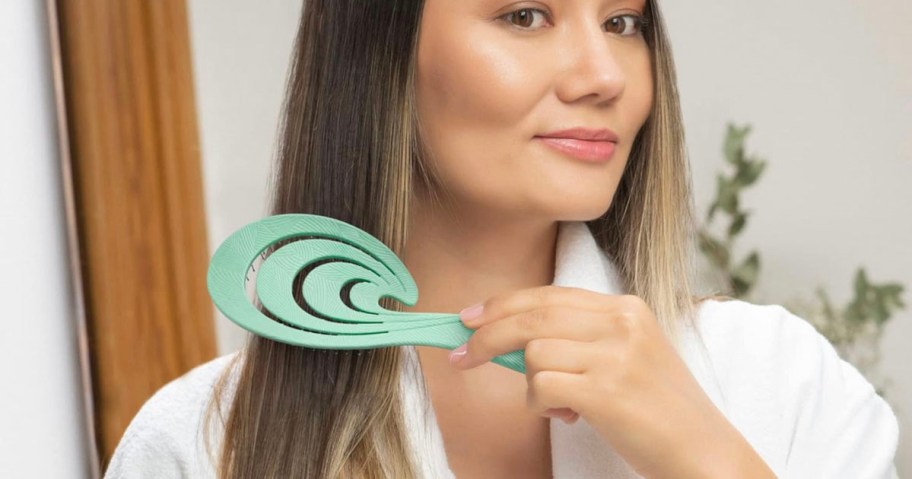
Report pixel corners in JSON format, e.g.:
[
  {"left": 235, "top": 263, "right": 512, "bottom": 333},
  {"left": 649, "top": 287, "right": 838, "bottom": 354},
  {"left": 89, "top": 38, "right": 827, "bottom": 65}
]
[{"left": 690, "top": 424, "right": 777, "bottom": 478}]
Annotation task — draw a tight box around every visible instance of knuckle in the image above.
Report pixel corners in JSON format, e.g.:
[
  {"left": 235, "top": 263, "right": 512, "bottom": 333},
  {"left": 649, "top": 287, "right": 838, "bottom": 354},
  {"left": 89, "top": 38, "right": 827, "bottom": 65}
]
[
  {"left": 483, "top": 291, "right": 514, "bottom": 320},
  {"left": 618, "top": 309, "right": 638, "bottom": 332},
  {"left": 530, "top": 369, "right": 556, "bottom": 392},
  {"left": 480, "top": 297, "right": 500, "bottom": 320},
  {"left": 525, "top": 338, "right": 549, "bottom": 361},
  {"left": 536, "top": 286, "right": 555, "bottom": 304},
  {"left": 519, "top": 307, "right": 548, "bottom": 331},
  {"left": 621, "top": 294, "right": 648, "bottom": 313},
  {"left": 467, "top": 332, "right": 491, "bottom": 359},
  {"left": 616, "top": 295, "right": 647, "bottom": 330}
]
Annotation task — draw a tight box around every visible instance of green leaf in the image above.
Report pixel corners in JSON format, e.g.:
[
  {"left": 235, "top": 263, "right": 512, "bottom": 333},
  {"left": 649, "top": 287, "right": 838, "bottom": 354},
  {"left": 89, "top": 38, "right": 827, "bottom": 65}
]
[
  {"left": 880, "top": 284, "right": 905, "bottom": 308},
  {"left": 697, "top": 230, "right": 730, "bottom": 269},
  {"left": 872, "top": 295, "right": 889, "bottom": 325},
  {"left": 735, "top": 159, "right": 767, "bottom": 187},
  {"left": 732, "top": 277, "right": 748, "bottom": 298},
  {"left": 717, "top": 176, "right": 739, "bottom": 215},
  {"left": 853, "top": 268, "right": 870, "bottom": 303},
  {"left": 844, "top": 300, "right": 863, "bottom": 324},
  {"left": 731, "top": 252, "right": 760, "bottom": 297},
  {"left": 707, "top": 201, "right": 719, "bottom": 224},
  {"left": 873, "top": 283, "right": 906, "bottom": 323},
  {"left": 887, "top": 287, "right": 906, "bottom": 309},
  {"left": 728, "top": 211, "right": 749, "bottom": 238},
  {"left": 724, "top": 124, "right": 751, "bottom": 166}
]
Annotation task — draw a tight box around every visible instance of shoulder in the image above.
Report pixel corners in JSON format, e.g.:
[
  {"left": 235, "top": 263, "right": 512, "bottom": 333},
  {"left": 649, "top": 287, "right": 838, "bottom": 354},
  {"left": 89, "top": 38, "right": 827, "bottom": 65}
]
[
  {"left": 689, "top": 298, "right": 887, "bottom": 398},
  {"left": 693, "top": 297, "right": 812, "bottom": 348},
  {"left": 104, "top": 351, "right": 243, "bottom": 478},
  {"left": 685, "top": 298, "right": 829, "bottom": 396},
  {"left": 684, "top": 299, "right": 899, "bottom": 477}
]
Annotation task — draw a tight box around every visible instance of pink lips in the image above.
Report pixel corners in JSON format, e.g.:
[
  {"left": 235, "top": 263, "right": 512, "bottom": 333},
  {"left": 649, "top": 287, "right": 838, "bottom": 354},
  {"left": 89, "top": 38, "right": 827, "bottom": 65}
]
[{"left": 534, "top": 127, "right": 619, "bottom": 163}]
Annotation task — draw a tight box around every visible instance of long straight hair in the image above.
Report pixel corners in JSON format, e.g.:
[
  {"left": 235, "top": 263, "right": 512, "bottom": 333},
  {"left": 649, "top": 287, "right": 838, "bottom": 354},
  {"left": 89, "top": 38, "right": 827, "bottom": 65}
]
[{"left": 204, "top": 0, "right": 701, "bottom": 477}]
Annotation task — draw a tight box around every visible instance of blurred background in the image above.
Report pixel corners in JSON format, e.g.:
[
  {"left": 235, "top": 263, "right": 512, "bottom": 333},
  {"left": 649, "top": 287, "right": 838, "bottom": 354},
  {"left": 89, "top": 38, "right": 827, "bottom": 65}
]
[{"left": 2, "top": 0, "right": 909, "bottom": 476}]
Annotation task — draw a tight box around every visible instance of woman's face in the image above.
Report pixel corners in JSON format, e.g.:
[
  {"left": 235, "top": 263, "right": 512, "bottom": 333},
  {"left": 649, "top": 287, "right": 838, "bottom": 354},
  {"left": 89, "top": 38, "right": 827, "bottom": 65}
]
[{"left": 415, "top": 0, "right": 653, "bottom": 222}]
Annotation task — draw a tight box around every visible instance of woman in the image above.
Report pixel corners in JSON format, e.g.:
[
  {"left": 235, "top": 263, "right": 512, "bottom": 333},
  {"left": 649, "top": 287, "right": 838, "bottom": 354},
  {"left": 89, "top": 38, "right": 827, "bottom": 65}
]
[{"left": 105, "top": 0, "right": 899, "bottom": 477}]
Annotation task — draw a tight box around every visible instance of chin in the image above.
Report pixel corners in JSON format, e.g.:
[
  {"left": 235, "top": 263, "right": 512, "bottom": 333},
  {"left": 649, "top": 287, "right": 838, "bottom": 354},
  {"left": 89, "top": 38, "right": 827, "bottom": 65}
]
[
  {"left": 533, "top": 195, "right": 614, "bottom": 223},
  {"left": 559, "top": 206, "right": 611, "bottom": 223}
]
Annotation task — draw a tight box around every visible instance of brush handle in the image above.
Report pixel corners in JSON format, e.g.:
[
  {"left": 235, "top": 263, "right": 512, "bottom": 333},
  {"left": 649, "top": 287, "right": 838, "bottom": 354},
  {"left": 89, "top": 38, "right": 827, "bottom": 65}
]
[
  {"left": 409, "top": 318, "right": 527, "bottom": 374},
  {"left": 207, "top": 213, "right": 527, "bottom": 374}
]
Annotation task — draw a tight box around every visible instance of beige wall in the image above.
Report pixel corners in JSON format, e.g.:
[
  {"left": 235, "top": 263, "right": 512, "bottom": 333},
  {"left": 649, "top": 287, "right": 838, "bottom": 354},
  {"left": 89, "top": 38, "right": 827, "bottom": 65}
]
[{"left": 188, "top": 0, "right": 911, "bottom": 472}]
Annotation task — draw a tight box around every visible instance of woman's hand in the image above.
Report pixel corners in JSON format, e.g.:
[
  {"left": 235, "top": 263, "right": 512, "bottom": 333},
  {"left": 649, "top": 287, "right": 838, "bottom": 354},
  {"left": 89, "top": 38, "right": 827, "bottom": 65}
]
[{"left": 448, "top": 285, "right": 776, "bottom": 479}]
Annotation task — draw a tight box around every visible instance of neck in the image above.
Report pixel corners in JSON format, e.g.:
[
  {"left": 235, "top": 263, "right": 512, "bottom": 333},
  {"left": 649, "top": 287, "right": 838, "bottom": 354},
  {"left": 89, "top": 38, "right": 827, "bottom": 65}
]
[{"left": 401, "top": 194, "right": 558, "bottom": 315}]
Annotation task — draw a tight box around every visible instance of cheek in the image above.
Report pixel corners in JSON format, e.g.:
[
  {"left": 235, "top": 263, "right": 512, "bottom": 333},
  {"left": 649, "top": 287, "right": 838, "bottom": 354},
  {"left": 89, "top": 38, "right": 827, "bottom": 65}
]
[
  {"left": 627, "top": 54, "right": 654, "bottom": 133},
  {"left": 417, "top": 36, "right": 532, "bottom": 127},
  {"left": 415, "top": 18, "right": 545, "bottom": 212}
]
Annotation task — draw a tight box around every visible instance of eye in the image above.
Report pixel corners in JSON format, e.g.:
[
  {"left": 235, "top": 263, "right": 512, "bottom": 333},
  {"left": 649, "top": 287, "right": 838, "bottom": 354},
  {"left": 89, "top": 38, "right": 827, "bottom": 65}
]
[
  {"left": 604, "top": 13, "right": 649, "bottom": 36},
  {"left": 499, "top": 8, "right": 551, "bottom": 30}
]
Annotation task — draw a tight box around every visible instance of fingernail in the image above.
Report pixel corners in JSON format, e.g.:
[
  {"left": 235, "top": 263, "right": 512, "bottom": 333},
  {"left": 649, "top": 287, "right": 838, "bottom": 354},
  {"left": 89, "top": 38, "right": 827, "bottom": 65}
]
[
  {"left": 459, "top": 303, "right": 484, "bottom": 323},
  {"left": 448, "top": 343, "right": 468, "bottom": 364}
]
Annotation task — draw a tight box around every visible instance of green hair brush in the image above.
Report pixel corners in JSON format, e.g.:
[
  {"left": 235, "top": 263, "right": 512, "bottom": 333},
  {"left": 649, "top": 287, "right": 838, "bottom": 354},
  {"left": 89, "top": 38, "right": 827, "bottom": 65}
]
[{"left": 206, "top": 213, "right": 526, "bottom": 373}]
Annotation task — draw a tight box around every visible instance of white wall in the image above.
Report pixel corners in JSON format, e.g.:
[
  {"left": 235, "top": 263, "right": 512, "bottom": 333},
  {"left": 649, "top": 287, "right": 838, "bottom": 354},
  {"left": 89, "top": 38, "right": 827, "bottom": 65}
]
[
  {"left": 660, "top": 1, "right": 912, "bottom": 472},
  {"left": 0, "top": 1, "right": 92, "bottom": 477},
  {"left": 187, "top": 0, "right": 911, "bottom": 472}
]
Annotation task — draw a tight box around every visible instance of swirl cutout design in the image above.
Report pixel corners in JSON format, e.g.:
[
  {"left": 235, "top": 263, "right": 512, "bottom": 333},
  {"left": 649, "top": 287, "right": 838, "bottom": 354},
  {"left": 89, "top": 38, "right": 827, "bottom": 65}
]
[{"left": 207, "top": 214, "right": 526, "bottom": 373}]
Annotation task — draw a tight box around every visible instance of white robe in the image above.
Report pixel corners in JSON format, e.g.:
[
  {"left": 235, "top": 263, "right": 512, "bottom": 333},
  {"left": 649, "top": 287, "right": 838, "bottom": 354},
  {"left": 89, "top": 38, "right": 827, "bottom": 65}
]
[{"left": 105, "top": 221, "right": 900, "bottom": 478}]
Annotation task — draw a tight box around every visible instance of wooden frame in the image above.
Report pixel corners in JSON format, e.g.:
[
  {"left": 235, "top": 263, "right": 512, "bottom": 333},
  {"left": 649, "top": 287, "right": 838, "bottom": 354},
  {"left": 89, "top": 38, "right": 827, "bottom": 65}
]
[{"left": 49, "top": 0, "right": 217, "bottom": 471}]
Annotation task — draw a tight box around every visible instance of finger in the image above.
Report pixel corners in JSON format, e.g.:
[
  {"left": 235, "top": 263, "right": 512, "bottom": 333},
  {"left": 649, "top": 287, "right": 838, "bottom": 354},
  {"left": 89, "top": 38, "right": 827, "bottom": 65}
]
[
  {"left": 523, "top": 338, "right": 591, "bottom": 384},
  {"left": 543, "top": 407, "right": 574, "bottom": 417},
  {"left": 524, "top": 339, "right": 593, "bottom": 421},
  {"left": 560, "top": 411, "right": 581, "bottom": 424},
  {"left": 460, "top": 285, "right": 611, "bottom": 328},
  {"left": 543, "top": 407, "right": 577, "bottom": 421},
  {"left": 544, "top": 408, "right": 580, "bottom": 424},
  {"left": 454, "top": 307, "right": 609, "bottom": 370},
  {"left": 526, "top": 370, "right": 586, "bottom": 416}
]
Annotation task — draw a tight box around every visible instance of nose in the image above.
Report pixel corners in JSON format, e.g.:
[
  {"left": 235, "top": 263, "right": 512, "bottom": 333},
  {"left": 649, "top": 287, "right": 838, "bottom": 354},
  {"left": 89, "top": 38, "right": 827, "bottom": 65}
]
[{"left": 554, "top": 23, "right": 627, "bottom": 106}]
